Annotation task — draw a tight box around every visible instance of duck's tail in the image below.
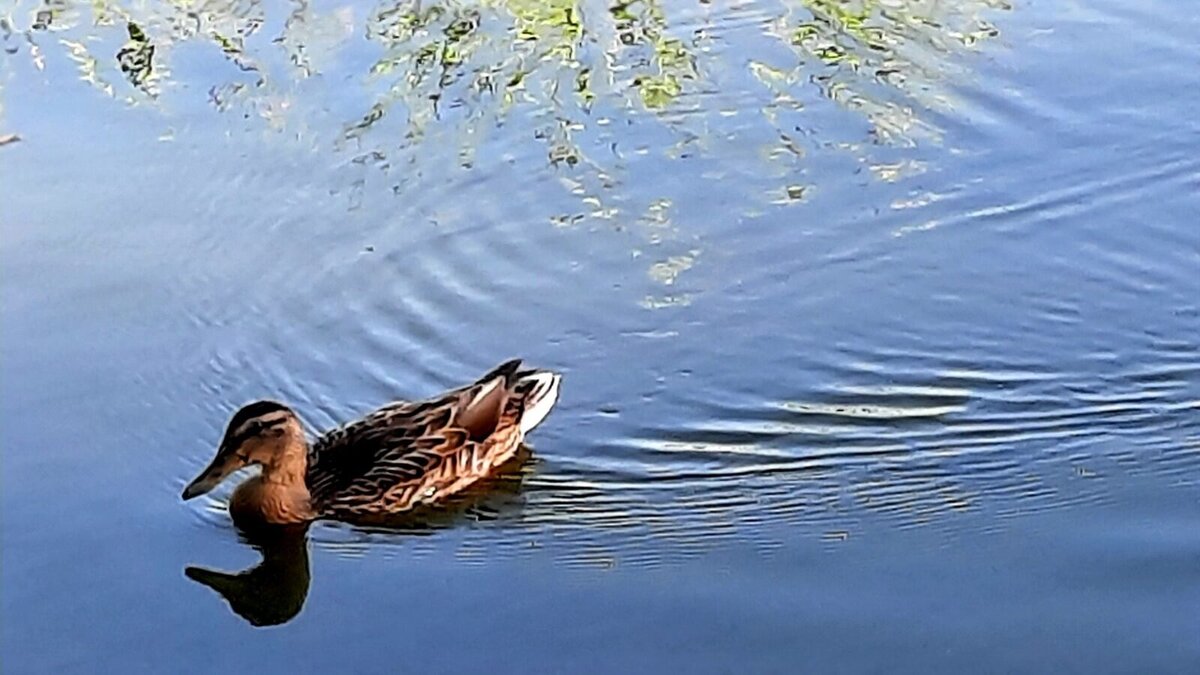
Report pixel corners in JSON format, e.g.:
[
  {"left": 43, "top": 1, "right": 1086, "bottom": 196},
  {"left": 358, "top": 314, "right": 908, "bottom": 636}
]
[
  {"left": 474, "top": 359, "right": 561, "bottom": 436},
  {"left": 458, "top": 360, "right": 561, "bottom": 443},
  {"left": 514, "top": 369, "right": 562, "bottom": 435}
]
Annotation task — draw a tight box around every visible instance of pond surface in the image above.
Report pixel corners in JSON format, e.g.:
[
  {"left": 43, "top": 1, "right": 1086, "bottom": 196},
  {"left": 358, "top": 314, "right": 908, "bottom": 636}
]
[{"left": 2, "top": 0, "right": 1198, "bottom": 671}]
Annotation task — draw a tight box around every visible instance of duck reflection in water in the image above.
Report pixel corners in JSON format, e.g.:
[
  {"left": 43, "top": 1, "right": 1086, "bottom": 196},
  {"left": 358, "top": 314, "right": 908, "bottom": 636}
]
[
  {"left": 186, "top": 525, "right": 312, "bottom": 627},
  {"left": 185, "top": 450, "right": 533, "bottom": 627}
]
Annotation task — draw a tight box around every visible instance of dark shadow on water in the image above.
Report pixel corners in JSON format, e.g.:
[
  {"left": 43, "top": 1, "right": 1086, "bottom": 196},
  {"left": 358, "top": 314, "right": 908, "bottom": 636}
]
[
  {"left": 184, "top": 448, "right": 533, "bottom": 627},
  {"left": 186, "top": 526, "right": 312, "bottom": 627}
]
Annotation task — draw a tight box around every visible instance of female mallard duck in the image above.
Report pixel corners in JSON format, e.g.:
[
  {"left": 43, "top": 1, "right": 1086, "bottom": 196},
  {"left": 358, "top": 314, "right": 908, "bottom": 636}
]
[{"left": 182, "top": 359, "right": 560, "bottom": 526}]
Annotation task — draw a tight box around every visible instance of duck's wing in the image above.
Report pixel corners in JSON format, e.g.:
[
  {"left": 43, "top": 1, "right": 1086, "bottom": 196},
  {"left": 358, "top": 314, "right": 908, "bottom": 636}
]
[
  {"left": 305, "top": 359, "right": 523, "bottom": 465},
  {"left": 306, "top": 360, "right": 532, "bottom": 517}
]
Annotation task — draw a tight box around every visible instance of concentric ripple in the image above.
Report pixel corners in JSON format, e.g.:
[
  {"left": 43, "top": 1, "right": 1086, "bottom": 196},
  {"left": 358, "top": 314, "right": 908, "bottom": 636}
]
[{"left": 4, "top": 0, "right": 1195, "bottom": 573}]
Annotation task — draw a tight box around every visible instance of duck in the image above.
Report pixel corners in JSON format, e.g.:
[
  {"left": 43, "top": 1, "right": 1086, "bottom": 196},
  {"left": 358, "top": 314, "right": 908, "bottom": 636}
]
[{"left": 181, "top": 359, "right": 561, "bottom": 527}]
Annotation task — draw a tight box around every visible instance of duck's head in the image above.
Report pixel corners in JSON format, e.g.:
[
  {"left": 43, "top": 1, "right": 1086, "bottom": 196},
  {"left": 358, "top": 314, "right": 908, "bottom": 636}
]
[{"left": 182, "top": 401, "right": 304, "bottom": 500}]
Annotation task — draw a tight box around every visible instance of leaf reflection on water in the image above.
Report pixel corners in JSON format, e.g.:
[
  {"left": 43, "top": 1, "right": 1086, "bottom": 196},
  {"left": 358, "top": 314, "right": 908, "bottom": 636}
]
[{"left": 7, "top": 0, "right": 1004, "bottom": 295}]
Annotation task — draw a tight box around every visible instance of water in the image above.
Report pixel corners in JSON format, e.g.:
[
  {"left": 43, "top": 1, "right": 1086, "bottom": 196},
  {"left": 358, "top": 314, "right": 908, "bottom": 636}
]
[{"left": 2, "top": 0, "right": 1198, "bottom": 671}]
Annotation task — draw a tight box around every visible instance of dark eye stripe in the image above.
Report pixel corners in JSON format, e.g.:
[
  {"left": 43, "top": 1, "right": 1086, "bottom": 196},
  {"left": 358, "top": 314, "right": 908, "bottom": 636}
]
[{"left": 226, "top": 418, "right": 287, "bottom": 449}]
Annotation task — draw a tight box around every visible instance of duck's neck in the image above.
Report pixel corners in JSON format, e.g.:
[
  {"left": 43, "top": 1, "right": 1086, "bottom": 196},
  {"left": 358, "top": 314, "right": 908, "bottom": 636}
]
[
  {"left": 232, "top": 437, "right": 315, "bottom": 526},
  {"left": 260, "top": 438, "right": 309, "bottom": 489}
]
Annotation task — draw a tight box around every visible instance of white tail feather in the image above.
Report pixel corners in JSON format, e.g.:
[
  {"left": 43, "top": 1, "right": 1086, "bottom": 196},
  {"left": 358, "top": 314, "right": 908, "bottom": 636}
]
[{"left": 519, "top": 372, "right": 561, "bottom": 435}]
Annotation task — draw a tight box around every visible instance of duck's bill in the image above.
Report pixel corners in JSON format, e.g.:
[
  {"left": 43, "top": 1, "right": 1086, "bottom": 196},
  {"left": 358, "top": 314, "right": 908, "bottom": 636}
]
[
  {"left": 182, "top": 458, "right": 229, "bottom": 500},
  {"left": 182, "top": 447, "right": 244, "bottom": 500},
  {"left": 182, "top": 474, "right": 219, "bottom": 500}
]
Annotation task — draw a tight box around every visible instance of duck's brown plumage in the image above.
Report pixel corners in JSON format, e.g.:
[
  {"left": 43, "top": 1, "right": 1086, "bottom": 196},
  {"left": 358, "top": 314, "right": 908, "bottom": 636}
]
[
  {"left": 182, "top": 359, "right": 562, "bottom": 526},
  {"left": 306, "top": 359, "right": 554, "bottom": 518}
]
